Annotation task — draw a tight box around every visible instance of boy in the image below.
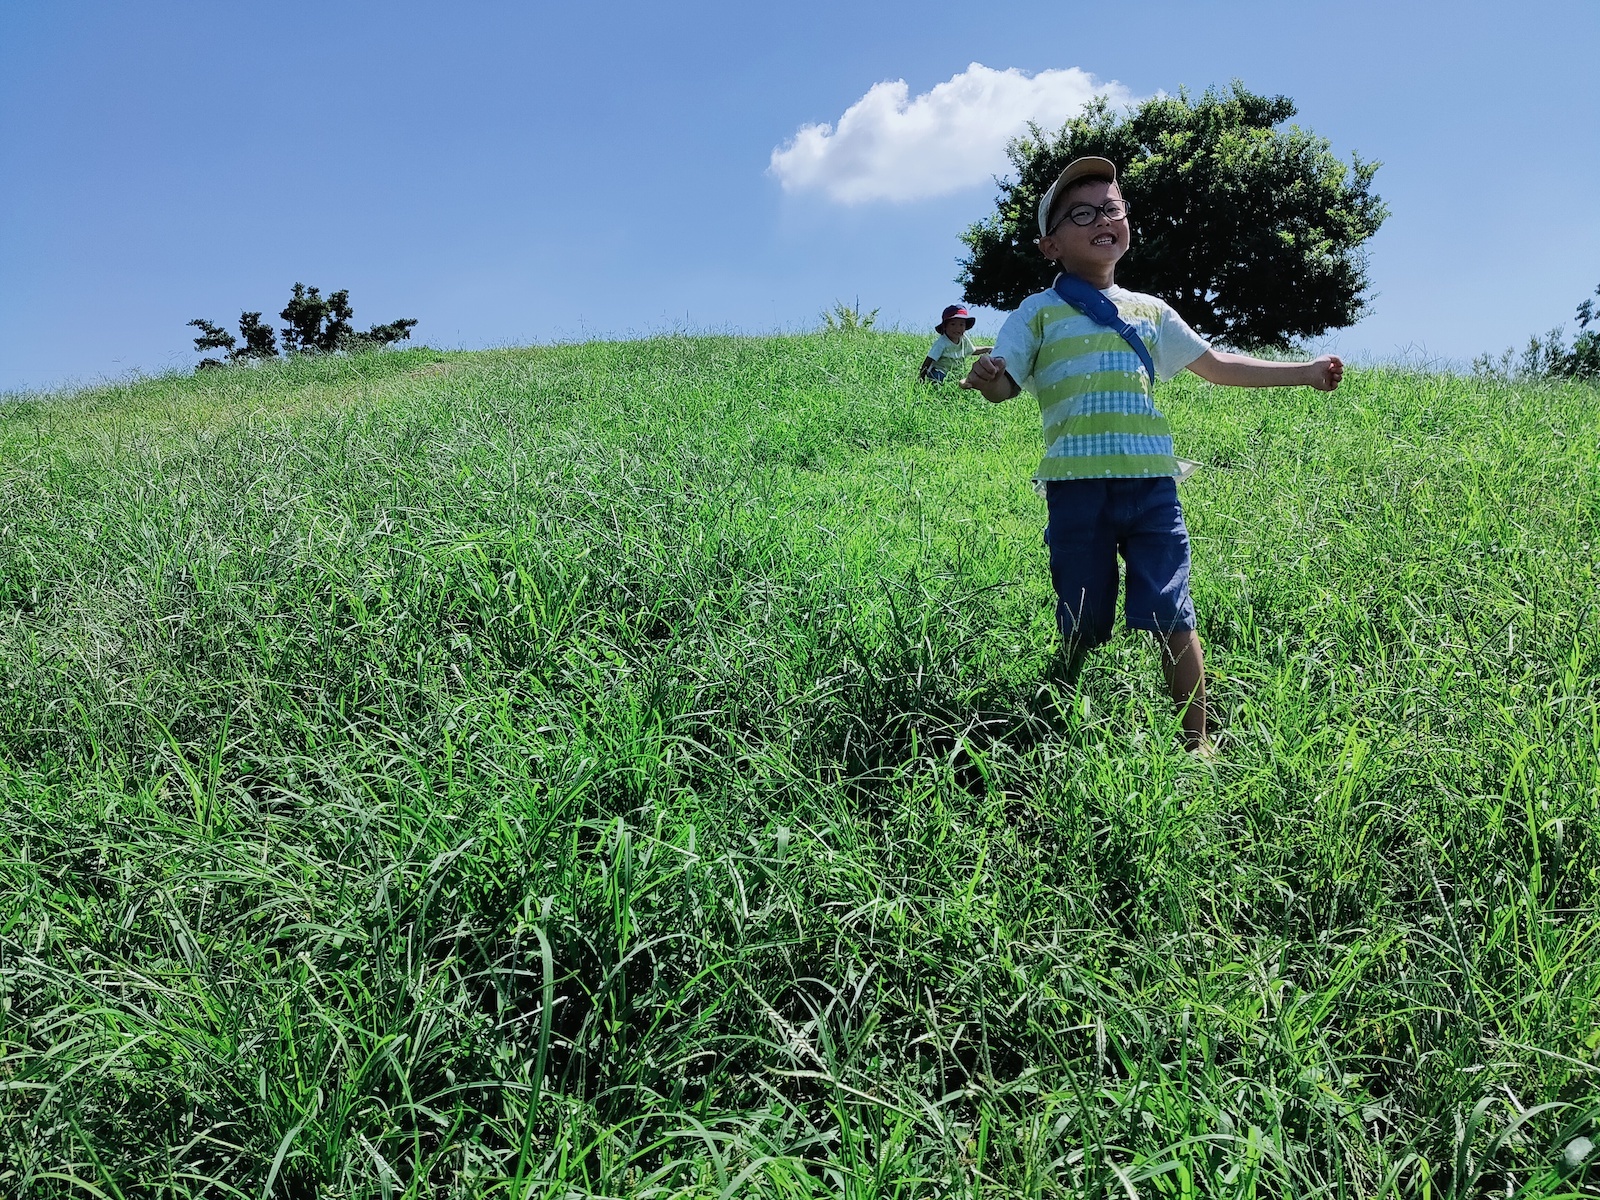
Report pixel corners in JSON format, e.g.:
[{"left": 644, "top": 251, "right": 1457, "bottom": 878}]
[
  {"left": 919, "top": 305, "right": 993, "bottom": 383},
  {"left": 962, "top": 156, "right": 1342, "bottom": 752}
]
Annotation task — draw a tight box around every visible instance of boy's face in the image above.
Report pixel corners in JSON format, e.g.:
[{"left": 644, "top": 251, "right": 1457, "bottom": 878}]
[
  {"left": 1037, "top": 180, "right": 1130, "bottom": 275},
  {"left": 940, "top": 318, "right": 968, "bottom": 339}
]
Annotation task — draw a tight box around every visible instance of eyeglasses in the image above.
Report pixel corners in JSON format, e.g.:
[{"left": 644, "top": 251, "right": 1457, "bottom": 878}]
[{"left": 1050, "top": 199, "right": 1130, "bottom": 233}]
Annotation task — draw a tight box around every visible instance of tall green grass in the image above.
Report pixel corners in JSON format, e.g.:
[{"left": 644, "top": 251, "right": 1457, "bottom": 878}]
[{"left": 1, "top": 335, "right": 1596, "bottom": 1197}]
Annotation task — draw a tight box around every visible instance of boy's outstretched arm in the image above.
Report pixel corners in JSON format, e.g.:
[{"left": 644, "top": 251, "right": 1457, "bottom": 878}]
[
  {"left": 961, "top": 354, "right": 1019, "bottom": 402},
  {"left": 1186, "top": 349, "right": 1343, "bottom": 391}
]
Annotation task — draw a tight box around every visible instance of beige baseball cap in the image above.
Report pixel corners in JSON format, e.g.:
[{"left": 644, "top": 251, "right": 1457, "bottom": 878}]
[{"left": 1037, "top": 156, "right": 1118, "bottom": 237}]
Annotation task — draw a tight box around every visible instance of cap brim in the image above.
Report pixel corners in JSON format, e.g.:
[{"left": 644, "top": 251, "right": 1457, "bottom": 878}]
[{"left": 1037, "top": 156, "right": 1118, "bottom": 237}]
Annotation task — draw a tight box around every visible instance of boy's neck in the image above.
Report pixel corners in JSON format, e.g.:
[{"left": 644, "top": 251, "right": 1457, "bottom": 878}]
[{"left": 1056, "top": 261, "right": 1115, "bottom": 289}]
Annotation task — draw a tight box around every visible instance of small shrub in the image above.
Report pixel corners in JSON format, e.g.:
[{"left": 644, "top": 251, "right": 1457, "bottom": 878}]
[
  {"left": 189, "top": 284, "right": 417, "bottom": 371},
  {"left": 187, "top": 313, "right": 279, "bottom": 369},
  {"left": 1475, "top": 284, "right": 1600, "bottom": 379},
  {"left": 820, "top": 299, "right": 879, "bottom": 332}
]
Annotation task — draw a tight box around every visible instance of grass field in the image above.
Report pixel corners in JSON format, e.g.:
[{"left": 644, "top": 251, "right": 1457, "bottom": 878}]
[{"left": 1, "top": 334, "right": 1597, "bottom": 1198}]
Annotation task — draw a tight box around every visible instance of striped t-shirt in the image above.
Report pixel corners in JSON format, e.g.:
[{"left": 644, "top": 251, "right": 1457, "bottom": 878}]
[{"left": 990, "top": 279, "right": 1209, "bottom": 481}]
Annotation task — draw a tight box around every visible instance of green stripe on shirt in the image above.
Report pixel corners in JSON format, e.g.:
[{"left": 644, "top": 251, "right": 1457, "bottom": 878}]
[
  {"left": 1035, "top": 453, "right": 1179, "bottom": 480},
  {"left": 1042, "top": 410, "right": 1172, "bottom": 444},
  {"left": 1034, "top": 329, "right": 1134, "bottom": 372},
  {"left": 1032, "top": 369, "right": 1150, "bottom": 405}
]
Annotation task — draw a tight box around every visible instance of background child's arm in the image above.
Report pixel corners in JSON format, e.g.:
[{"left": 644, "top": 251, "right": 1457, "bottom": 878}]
[
  {"left": 1187, "top": 349, "right": 1343, "bottom": 391},
  {"left": 918, "top": 356, "right": 937, "bottom": 379}
]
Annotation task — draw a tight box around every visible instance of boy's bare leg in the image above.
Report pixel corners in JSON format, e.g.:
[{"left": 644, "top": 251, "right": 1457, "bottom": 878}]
[{"left": 1156, "top": 629, "right": 1208, "bottom": 750}]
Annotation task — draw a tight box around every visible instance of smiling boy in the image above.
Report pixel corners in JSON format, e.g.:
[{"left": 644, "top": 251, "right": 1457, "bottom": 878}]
[{"left": 963, "top": 156, "right": 1343, "bottom": 751}]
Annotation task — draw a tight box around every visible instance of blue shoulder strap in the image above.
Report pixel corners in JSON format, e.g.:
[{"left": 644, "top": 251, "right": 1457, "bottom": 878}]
[{"left": 1052, "top": 273, "right": 1156, "bottom": 386}]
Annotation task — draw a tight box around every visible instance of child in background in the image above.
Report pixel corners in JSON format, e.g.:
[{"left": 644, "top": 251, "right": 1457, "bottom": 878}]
[
  {"left": 963, "top": 157, "right": 1342, "bottom": 752},
  {"left": 919, "top": 305, "right": 992, "bottom": 383}
]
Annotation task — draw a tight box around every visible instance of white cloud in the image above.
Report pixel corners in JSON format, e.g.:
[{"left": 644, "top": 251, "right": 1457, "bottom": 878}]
[{"left": 769, "top": 63, "right": 1134, "bottom": 204}]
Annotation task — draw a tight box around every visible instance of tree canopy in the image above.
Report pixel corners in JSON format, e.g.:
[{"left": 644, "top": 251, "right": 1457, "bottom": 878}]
[{"left": 958, "top": 84, "right": 1388, "bottom": 349}]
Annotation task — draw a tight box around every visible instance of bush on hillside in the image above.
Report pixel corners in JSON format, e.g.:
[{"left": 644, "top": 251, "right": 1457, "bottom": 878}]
[
  {"left": 820, "top": 299, "right": 879, "bottom": 332},
  {"left": 957, "top": 83, "right": 1388, "bottom": 350},
  {"left": 1473, "top": 283, "right": 1600, "bottom": 380},
  {"left": 187, "top": 313, "right": 278, "bottom": 369},
  {"left": 190, "top": 283, "right": 417, "bottom": 370}
]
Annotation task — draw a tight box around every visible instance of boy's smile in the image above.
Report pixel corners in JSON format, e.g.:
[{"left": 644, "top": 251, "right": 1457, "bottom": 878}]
[{"left": 1038, "top": 180, "right": 1129, "bottom": 288}]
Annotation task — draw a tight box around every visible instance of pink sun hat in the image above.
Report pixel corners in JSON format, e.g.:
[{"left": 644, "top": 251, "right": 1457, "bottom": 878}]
[{"left": 937, "top": 304, "right": 977, "bottom": 332}]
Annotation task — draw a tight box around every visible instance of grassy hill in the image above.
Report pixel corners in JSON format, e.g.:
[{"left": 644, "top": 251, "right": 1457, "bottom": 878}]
[{"left": 1, "top": 336, "right": 1597, "bottom": 1197}]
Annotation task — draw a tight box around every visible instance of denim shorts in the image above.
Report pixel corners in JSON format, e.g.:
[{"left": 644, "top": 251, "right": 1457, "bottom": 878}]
[{"left": 1043, "top": 476, "right": 1196, "bottom": 647}]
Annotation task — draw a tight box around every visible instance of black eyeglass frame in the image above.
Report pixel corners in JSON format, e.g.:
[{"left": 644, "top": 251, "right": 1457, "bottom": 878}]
[{"left": 1046, "top": 199, "right": 1132, "bottom": 236}]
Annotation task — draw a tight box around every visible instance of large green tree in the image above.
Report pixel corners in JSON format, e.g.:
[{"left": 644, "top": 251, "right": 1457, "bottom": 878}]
[{"left": 958, "top": 84, "right": 1388, "bottom": 349}]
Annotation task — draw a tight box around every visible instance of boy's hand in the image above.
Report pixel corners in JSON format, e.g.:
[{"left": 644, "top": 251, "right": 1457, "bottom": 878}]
[
  {"left": 962, "top": 353, "right": 1018, "bottom": 402},
  {"left": 961, "top": 353, "right": 1007, "bottom": 388},
  {"left": 1305, "top": 355, "right": 1344, "bottom": 391}
]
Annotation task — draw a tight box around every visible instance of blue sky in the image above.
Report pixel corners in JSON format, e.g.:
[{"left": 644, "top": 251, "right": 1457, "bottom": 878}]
[{"left": 2, "top": 0, "right": 1597, "bottom": 392}]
